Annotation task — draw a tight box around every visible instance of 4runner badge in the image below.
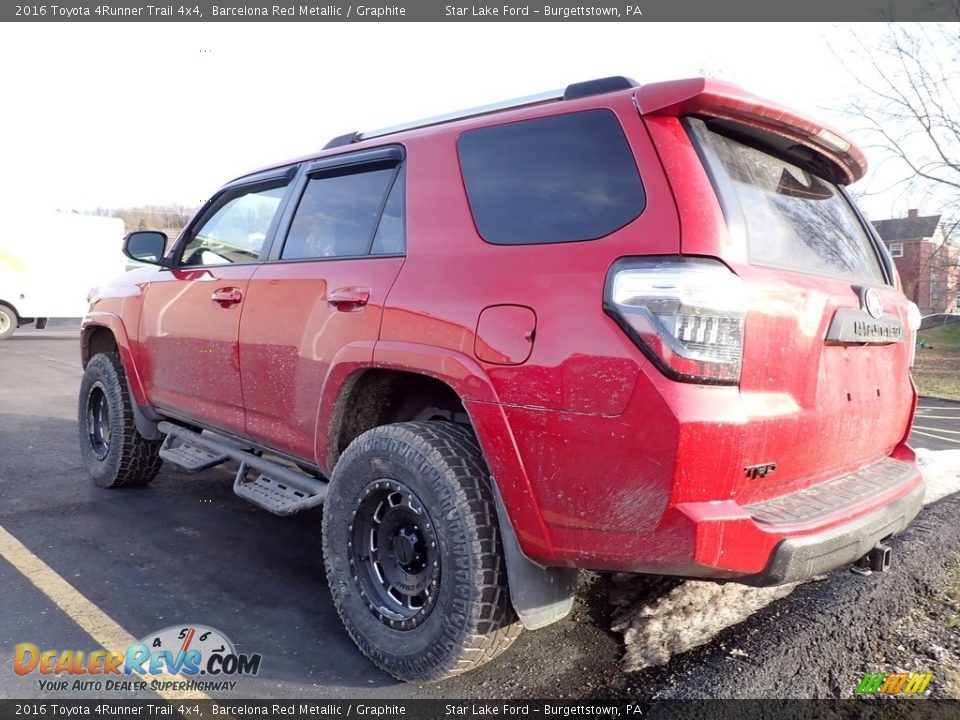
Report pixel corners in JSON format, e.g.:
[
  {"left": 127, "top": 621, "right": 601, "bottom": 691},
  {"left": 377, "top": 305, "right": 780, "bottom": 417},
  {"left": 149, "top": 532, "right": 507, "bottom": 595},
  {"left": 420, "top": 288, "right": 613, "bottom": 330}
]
[{"left": 825, "top": 287, "right": 902, "bottom": 345}]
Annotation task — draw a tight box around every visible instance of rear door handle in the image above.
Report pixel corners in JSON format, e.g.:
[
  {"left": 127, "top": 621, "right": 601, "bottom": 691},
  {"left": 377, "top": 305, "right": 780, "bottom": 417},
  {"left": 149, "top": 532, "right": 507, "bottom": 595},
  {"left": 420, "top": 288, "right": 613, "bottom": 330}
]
[
  {"left": 328, "top": 287, "right": 371, "bottom": 312},
  {"left": 211, "top": 287, "right": 243, "bottom": 307}
]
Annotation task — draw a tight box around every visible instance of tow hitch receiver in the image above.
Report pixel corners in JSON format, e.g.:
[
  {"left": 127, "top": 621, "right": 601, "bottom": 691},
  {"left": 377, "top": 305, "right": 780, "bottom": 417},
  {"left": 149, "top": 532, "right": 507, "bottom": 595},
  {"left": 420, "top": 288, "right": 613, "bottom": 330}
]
[{"left": 851, "top": 543, "right": 892, "bottom": 576}]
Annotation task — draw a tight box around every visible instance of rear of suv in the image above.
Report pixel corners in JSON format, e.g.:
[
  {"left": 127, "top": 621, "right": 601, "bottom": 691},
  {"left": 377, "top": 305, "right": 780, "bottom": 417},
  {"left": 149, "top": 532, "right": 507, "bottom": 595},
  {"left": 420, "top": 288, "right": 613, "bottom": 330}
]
[{"left": 79, "top": 76, "right": 924, "bottom": 682}]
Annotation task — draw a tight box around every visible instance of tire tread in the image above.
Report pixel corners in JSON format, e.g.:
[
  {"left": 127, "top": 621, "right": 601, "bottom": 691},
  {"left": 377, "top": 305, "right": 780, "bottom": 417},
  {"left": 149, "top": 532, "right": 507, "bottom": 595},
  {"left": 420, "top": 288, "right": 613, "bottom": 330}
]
[
  {"left": 79, "top": 352, "right": 162, "bottom": 487},
  {"left": 324, "top": 421, "right": 521, "bottom": 682}
]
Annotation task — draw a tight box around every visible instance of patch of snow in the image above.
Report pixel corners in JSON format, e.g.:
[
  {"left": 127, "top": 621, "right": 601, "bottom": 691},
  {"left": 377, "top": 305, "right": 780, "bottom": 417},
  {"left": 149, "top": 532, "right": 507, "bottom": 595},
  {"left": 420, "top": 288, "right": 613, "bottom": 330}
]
[
  {"left": 612, "top": 579, "right": 799, "bottom": 672},
  {"left": 916, "top": 448, "right": 960, "bottom": 504},
  {"left": 613, "top": 449, "right": 960, "bottom": 672}
]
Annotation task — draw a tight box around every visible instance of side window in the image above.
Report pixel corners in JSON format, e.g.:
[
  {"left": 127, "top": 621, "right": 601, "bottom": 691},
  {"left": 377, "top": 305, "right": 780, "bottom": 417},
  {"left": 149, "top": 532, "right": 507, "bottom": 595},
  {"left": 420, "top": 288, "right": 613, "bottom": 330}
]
[
  {"left": 180, "top": 182, "right": 289, "bottom": 266},
  {"left": 457, "top": 109, "right": 646, "bottom": 245},
  {"left": 281, "top": 166, "right": 404, "bottom": 260},
  {"left": 371, "top": 171, "right": 405, "bottom": 255}
]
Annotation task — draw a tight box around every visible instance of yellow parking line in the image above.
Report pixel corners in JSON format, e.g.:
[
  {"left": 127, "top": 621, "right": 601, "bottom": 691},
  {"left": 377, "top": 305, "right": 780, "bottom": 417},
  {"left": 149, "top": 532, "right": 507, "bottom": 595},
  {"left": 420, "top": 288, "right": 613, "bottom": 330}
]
[{"left": 0, "top": 523, "right": 210, "bottom": 701}]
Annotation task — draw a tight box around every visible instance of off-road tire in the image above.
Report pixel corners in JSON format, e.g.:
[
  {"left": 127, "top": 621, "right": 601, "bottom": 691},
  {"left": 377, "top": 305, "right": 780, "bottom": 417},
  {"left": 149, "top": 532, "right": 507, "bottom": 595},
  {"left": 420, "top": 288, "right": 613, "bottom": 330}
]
[
  {"left": 323, "top": 421, "right": 521, "bottom": 682},
  {"left": 0, "top": 303, "right": 17, "bottom": 340},
  {"left": 78, "top": 352, "right": 163, "bottom": 488}
]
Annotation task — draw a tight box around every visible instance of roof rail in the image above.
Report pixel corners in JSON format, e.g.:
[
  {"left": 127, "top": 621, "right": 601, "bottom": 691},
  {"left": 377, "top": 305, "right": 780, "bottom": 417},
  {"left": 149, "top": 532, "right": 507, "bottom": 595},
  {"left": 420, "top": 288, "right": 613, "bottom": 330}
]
[
  {"left": 322, "top": 76, "right": 638, "bottom": 150},
  {"left": 360, "top": 88, "right": 563, "bottom": 142}
]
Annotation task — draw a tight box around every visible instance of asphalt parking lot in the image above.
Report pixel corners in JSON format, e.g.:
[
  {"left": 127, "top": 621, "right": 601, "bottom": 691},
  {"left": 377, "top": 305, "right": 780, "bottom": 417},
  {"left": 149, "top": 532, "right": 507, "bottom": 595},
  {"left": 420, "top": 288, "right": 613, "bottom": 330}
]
[
  {"left": 1, "top": 320, "right": 957, "bottom": 700},
  {"left": 910, "top": 398, "right": 960, "bottom": 451},
  {"left": 0, "top": 321, "right": 619, "bottom": 700}
]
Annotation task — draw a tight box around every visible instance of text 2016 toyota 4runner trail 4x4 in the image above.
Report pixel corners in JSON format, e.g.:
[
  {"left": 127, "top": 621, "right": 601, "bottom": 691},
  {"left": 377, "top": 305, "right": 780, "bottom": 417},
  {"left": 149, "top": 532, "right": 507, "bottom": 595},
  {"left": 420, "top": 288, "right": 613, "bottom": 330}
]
[{"left": 79, "top": 76, "right": 924, "bottom": 682}]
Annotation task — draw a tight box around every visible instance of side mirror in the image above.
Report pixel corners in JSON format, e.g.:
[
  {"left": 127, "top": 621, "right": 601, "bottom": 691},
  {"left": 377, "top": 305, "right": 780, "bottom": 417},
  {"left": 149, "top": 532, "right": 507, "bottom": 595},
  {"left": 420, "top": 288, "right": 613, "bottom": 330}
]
[{"left": 123, "top": 231, "right": 168, "bottom": 266}]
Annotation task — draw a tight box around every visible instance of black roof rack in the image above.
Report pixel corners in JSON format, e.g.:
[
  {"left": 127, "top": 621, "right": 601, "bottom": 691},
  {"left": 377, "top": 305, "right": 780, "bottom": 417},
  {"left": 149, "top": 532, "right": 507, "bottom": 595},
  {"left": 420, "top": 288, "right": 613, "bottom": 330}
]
[
  {"left": 322, "top": 132, "right": 361, "bottom": 150},
  {"left": 322, "top": 76, "right": 639, "bottom": 150},
  {"left": 563, "top": 76, "right": 637, "bottom": 100}
]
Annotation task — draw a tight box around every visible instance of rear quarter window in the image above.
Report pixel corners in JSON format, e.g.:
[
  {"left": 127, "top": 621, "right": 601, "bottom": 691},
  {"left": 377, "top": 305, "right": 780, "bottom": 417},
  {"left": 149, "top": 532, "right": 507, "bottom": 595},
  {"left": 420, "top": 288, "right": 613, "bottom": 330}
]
[
  {"left": 457, "top": 109, "right": 646, "bottom": 245},
  {"left": 689, "top": 119, "right": 885, "bottom": 284}
]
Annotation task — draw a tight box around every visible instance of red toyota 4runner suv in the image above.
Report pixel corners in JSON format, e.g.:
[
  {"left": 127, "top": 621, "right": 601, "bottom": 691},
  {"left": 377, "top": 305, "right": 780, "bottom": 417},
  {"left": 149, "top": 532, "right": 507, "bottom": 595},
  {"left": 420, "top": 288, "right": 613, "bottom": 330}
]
[{"left": 79, "top": 77, "right": 924, "bottom": 682}]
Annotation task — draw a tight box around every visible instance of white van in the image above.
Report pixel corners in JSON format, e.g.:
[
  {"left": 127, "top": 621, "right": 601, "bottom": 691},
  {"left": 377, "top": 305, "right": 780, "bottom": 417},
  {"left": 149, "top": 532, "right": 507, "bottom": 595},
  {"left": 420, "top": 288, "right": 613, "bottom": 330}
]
[{"left": 0, "top": 212, "right": 126, "bottom": 339}]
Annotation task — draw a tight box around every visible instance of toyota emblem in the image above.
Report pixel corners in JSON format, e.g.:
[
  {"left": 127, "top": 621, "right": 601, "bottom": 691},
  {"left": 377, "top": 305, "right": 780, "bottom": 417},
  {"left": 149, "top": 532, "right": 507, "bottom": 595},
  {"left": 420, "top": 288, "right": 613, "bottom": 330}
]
[{"left": 864, "top": 288, "right": 883, "bottom": 319}]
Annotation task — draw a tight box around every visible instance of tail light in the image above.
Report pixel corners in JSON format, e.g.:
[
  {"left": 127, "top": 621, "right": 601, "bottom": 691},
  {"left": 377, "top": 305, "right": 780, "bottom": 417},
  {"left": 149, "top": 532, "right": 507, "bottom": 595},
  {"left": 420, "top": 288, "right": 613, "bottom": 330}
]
[
  {"left": 604, "top": 257, "right": 746, "bottom": 384},
  {"left": 906, "top": 300, "right": 922, "bottom": 368}
]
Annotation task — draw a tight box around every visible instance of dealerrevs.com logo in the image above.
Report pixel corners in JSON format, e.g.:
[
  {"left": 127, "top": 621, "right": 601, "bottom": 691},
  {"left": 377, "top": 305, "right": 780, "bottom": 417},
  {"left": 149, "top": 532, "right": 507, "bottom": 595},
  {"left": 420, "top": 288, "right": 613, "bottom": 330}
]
[
  {"left": 14, "top": 624, "right": 261, "bottom": 693},
  {"left": 855, "top": 671, "right": 934, "bottom": 696}
]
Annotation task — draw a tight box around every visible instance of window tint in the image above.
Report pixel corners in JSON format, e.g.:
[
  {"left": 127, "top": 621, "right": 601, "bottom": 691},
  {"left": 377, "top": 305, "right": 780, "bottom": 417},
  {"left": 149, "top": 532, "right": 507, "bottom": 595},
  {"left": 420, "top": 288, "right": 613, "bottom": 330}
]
[
  {"left": 282, "top": 167, "right": 399, "bottom": 260},
  {"left": 181, "top": 182, "right": 288, "bottom": 266},
  {"left": 371, "top": 172, "right": 405, "bottom": 255},
  {"left": 457, "top": 110, "right": 645, "bottom": 245},
  {"left": 690, "top": 120, "right": 885, "bottom": 284}
]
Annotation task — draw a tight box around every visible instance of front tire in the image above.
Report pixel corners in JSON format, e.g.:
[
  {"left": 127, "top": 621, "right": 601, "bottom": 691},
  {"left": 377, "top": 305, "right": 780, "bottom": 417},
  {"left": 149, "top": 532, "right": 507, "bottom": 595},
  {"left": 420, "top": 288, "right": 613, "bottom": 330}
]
[
  {"left": 78, "top": 352, "right": 163, "bottom": 488},
  {"left": 323, "top": 421, "right": 521, "bottom": 682},
  {"left": 0, "top": 303, "right": 17, "bottom": 340}
]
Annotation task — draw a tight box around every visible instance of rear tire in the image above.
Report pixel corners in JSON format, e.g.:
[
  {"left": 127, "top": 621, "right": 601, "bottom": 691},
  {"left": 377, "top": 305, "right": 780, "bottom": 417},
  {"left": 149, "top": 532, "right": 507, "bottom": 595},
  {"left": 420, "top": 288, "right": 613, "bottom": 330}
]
[
  {"left": 78, "top": 352, "right": 163, "bottom": 488},
  {"left": 0, "top": 304, "right": 17, "bottom": 340},
  {"left": 323, "top": 421, "right": 521, "bottom": 682}
]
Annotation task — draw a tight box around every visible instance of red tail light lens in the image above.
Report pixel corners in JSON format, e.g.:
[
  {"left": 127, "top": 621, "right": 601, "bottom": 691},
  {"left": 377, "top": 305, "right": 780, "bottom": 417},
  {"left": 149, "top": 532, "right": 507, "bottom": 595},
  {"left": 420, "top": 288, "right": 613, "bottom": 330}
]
[{"left": 604, "top": 257, "right": 746, "bottom": 385}]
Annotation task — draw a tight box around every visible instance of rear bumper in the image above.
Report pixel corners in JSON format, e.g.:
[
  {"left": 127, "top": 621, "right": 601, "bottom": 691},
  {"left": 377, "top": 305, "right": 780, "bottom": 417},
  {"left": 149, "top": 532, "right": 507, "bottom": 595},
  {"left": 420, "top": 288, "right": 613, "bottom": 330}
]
[
  {"left": 739, "top": 478, "right": 925, "bottom": 586},
  {"left": 540, "top": 455, "right": 925, "bottom": 584}
]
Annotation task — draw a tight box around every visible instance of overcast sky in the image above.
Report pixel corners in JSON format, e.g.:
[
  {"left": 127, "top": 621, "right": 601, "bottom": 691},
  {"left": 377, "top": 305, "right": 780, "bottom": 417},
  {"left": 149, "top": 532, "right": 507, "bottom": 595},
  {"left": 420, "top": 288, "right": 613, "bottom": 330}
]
[{"left": 0, "top": 22, "right": 932, "bottom": 220}]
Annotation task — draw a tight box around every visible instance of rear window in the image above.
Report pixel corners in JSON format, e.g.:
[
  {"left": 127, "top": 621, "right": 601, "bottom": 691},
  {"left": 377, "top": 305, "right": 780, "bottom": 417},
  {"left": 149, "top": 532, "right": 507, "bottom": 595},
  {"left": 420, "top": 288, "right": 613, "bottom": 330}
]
[
  {"left": 457, "top": 109, "right": 645, "bottom": 245},
  {"left": 690, "top": 120, "right": 885, "bottom": 284}
]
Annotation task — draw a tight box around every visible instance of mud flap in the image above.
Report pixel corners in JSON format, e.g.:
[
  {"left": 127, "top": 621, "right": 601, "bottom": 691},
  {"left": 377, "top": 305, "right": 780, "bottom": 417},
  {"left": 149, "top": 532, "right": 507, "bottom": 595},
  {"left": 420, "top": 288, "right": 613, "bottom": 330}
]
[
  {"left": 130, "top": 398, "right": 163, "bottom": 440},
  {"left": 492, "top": 482, "right": 578, "bottom": 630}
]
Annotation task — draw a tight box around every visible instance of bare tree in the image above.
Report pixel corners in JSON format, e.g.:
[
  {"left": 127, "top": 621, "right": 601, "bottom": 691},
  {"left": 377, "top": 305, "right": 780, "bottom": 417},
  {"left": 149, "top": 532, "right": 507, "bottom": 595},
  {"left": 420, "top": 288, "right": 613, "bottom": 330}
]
[
  {"left": 842, "top": 22, "right": 959, "bottom": 211},
  {"left": 103, "top": 205, "right": 201, "bottom": 236},
  {"left": 840, "top": 20, "right": 960, "bottom": 310}
]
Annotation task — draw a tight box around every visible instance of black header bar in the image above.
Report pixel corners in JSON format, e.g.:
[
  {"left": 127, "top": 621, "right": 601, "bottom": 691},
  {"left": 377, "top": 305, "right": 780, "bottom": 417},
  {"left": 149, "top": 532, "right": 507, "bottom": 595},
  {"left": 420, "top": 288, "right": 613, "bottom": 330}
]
[{"left": 3, "top": 0, "right": 960, "bottom": 22}]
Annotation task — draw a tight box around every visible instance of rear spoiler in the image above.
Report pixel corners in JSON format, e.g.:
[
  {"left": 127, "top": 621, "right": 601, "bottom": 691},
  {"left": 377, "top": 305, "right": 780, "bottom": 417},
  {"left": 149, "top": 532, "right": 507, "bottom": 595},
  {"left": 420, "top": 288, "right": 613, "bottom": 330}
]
[{"left": 634, "top": 78, "right": 866, "bottom": 185}]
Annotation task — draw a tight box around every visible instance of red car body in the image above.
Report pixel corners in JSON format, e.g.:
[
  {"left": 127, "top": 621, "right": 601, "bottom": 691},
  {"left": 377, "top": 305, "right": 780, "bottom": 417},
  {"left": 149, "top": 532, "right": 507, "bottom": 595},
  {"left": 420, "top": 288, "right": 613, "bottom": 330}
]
[{"left": 83, "top": 77, "right": 923, "bottom": 586}]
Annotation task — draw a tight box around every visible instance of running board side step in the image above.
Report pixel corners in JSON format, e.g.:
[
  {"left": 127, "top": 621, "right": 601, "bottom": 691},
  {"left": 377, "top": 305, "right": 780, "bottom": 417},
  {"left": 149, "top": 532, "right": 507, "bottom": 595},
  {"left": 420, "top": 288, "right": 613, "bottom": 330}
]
[
  {"left": 157, "top": 421, "right": 328, "bottom": 516},
  {"left": 159, "top": 434, "right": 230, "bottom": 471}
]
